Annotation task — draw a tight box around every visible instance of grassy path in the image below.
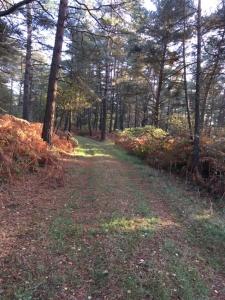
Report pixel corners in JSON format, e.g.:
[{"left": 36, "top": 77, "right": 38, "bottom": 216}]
[{"left": 1, "top": 137, "right": 225, "bottom": 299}]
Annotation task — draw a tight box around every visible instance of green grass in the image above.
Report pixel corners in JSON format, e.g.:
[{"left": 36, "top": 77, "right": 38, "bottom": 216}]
[
  {"left": 73, "top": 137, "right": 222, "bottom": 298},
  {"left": 169, "top": 262, "right": 209, "bottom": 300},
  {"left": 49, "top": 214, "right": 83, "bottom": 252},
  {"left": 162, "top": 239, "right": 209, "bottom": 300},
  {"left": 101, "top": 216, "right": 160, "bottom": 233},
  {"left": 188, "top": 219, "right": 225, "bottom": 270},
  {"left": 135, "top": 200, "right": 152, "bottom": 217},
  {"left": 6, "top": 136, "right": 224, "bottom": 299},
  {"left": 122, "top": 272, "right": 170, "bottom": 300}
]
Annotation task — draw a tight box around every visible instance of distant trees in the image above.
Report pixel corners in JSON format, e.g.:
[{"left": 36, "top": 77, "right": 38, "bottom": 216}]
[{"left": 1, "top": 0, "right": 225, "bottom": 170}]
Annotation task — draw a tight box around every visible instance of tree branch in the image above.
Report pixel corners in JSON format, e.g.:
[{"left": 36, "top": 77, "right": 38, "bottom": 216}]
[{"left": 0, "top": 0, "right": 34, "bottom": 17}]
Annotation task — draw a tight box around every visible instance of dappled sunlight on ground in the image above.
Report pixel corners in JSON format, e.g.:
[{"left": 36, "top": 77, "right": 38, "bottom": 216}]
[
  {"left": 1, "top": 136, "right": 225, "bottom": 299},
  {"left": 101, "top": 216, "right": 179, "bottom": 233},
  {"left": 193, "top": 209, "right": 214, "bottom": 220},
  {"left": 75, "top": 146, "right": 113, "bottom": 158}
]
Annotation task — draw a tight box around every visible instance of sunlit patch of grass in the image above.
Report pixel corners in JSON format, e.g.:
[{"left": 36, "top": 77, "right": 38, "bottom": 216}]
[
  {"left": 193, "top": 210, "right": 213, "bottom": 220},
  {"left": 75, "top": 146, "right": 112, "bottom": 158},
  {"left": 101, "top": 216, "right": 177, "bottom": 234}
]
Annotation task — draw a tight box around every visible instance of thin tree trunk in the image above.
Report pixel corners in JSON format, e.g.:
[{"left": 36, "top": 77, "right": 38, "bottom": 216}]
[
  {"left": 93, "top": 103, "right": 99, "bottom": 131},
  {"left": 119, "top": 98, "right": 124, "bottom": 130},
  {"left": 22, "top": 3, "right": 32, "bottom": 120},
  {"left": 193, "top": 0, "right": 202, "bottom": 170},
  {"left": 42, "top": 0, "right": 68, "bottom": 144},
  {"left": 64, "top": 111, "right": 69, "bottom": 131},
  {"left": 101, "top": 60, "right": 109, "bottom": 141},
  {"left": 114, "top": 99, "right": 118, "bottom": 130},
  {"left": 127, "top": 103, "right": 131, "bottom": 128},
  {"left": 98, "top": 66, "right": 103, "bottom": 131},
  {"left": 182, "top": 1, "right": 193, "bottom": 139},
  {"left": 134, "top": 96, "right": 138, "bottom": 127},
  {"left": 99, "top": 103, "right": 103, "bottom": 131},
  {"left": 88, "top": 108, "right": 92, "bottom": 136},
  {"left": 154, "top": 42, "right": 167, "bottom": 127},
  {"left": 10, "top": 77, "right": 13, "bottom": 114},
  {"left": 68, "top": 110, "right": 72, "bottom": 132},
  {"left": 56, "top": 110, "right": 65, "bottom": 132},
  {"left": 142, "top": 99, "right": 148, "bottom": 127},
  {"left": 109, "top": 94, "right": 114, "bottom": 133}
]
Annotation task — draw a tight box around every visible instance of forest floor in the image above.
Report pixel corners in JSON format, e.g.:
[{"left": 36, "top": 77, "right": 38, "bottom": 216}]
[{"left": 1, "top": 136, "right": 225, "bottom": 300}]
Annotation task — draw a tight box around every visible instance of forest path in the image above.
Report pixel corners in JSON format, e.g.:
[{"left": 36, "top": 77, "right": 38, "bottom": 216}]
[{"left": 1, "top": 137, "right": 225, "bottom": 299}]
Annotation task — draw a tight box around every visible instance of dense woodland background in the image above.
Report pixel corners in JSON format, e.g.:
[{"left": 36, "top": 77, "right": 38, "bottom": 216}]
[
  {"left": 1, "top": 0, "right": 225, "bottom": 172},
  {"left": 2, "top": 2, "right": 225, "bottom": 299}
]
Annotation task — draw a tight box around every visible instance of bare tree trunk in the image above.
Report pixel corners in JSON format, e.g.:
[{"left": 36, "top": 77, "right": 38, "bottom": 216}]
[
  {"left": 68, "top": 110, "right": 72, "bottom": 132},
  {"left": 182, "top": 1, "right": 193, "bottom": 139},
  {"left": 114, "top": 98, "right": 119, "bottom": 130},
  {"left": 119, "top": 97, "right": 124, "bottom": 130},
  {"left": 88, "top": 108, "right": 92, "bottom": 136},
  {"left": 101, "top": 59, "right": 110, "bottom": 141},
  {"left": 154, "top": 42, "right": 167, "bottom": 127},
  {"left": 142, "top": 99, "right": 148, "bottom": 127},
  {"left": 127, "top": 103, "right": 131, "bottom": 128},
  {"left": 42, "top": 0, "right": 68, "bottom": 144},
  {"left": 98, "top": 66, "right": 103, "bottom": 131},
  {"left": 93, "top": 103, "right": 99, "bottom": 131},
  {"left": 134, "top": 96, "right": 138, "bottom": 127},
  {"left": 56, "top": 110, "right": 65, "bottom": 132},
  {"left": 22, "top": 3, "right": 32, "bottom": 120},
  {"left": 64, "top": 111, "right": 69, "bottom": 131},
  {"left": 109, "top": 94, "right": 114, "bottom": 133},
  {"left": 193, "top": 0, "right": 202, "bottom": 170},
  {"left": 10, "top": 77, "right": 13, "bottom": 114}
]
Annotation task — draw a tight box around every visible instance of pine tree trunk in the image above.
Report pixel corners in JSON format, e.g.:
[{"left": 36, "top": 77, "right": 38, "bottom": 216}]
[
  {"left": 193, "top": 0, "right": 202, "bottom": 170},
  {"left": 88, "top": 108, "right": 92, "bottom": 136},
  {"left": 109, "top": 94, "right": 114, "bottom": 133},
  {"left": 114, "top": 99, "right": 118, "bottom": 130},
  {"left": 56, "top": 110, "right": 65, "bottom": 132},
  {"left": 42, "top": 0, "right": 68, "bottom": 144},
  {"left": 134, "top": 96, "right": 138, "bottom": 127},
  {"left": 64, "top": 111, "right": 69, "bottom": 131},
  {"left": 142, "top": 99, "right": 148, "bottom": 127},
  {"left": 10, "top": 77, "right": 13, "bottom": 114},
  {"left": 93, "top": 103, "right": 99, "bottom": 131},
  {"left": 119, "top": 98, "right": 124, "bottom": 130},
  {"left": 154, "top": 42, "right": 167, "bottom": 127},
  {"left": 182, "top": 1, "right": 193, "bottom": 139},
  {"left": 22, "top": 3, "right": 32, "bottom": 120},
  {"left": 101, "top": 61, "right": 109, "bottom": 141},
  {"left": 68, "top": 110, "right": 72, "bottom": 132}
]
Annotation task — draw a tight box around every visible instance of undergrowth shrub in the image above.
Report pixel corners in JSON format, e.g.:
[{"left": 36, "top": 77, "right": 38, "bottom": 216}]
[
  {"left": 115, "top": 126, "right": 225, "bottom": 197},
  {"left": 0, "top": 114, "right": 77, "bottom": 182}
]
